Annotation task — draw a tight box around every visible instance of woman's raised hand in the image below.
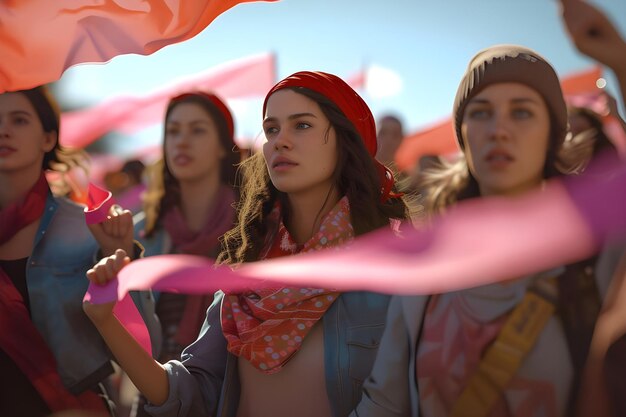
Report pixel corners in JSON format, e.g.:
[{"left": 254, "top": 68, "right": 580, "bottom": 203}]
[
  {"left": 560, "top": 0, "right": 626, "bottom": 72},
  {"left": 87, "top": 205, "right": 135, "bottom": 258},
  {"left": 83, "top": 248, "right": 130, "bottom": 325}
]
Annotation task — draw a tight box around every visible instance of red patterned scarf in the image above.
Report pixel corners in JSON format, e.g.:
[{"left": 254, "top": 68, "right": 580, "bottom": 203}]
[{"left": 221, "top": 197, "right": 353, "bottom": 374}]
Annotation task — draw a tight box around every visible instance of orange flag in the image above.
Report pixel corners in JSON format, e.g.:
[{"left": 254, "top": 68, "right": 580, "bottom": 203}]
[
  {"left": 0, "top": 0, "right": 278, "bottom": 92},
  {"left": 395, "top": 119, "right": 459, "bottom": 171},
  {"left": 561, "top": 66, "right": 602, "bottom": 96}
]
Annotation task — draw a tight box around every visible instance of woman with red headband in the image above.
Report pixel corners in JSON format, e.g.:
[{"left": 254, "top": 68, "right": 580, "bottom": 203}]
[
  {"left": 129, "top": 92, "right": 241, "bottom": 417},
  {"left": 84, "top": 71, "right": 411, "bottom": 417}
]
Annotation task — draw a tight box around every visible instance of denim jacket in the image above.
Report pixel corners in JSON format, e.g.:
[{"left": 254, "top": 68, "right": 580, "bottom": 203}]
[
  {"left": 26, "top": 193, "right": 159, "bottom": 394},
  {"left": 145, "top": 290, "right": 391, "bottom": 417}
]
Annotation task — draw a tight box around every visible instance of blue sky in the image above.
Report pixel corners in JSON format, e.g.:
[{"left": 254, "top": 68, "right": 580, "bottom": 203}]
[{"left": 56, "top": 0, "right": 626, "bottom": 156}]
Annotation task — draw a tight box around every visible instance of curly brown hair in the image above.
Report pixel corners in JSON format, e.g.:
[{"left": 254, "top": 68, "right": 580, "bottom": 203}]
[{"left": 218, "top": 87, "right": 411, "bottom": 265}]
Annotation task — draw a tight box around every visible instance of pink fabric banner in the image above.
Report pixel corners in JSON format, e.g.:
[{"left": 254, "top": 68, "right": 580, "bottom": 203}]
[
  {"left": 85, "top": 155, "right": 626, "bottom": 304},
  {"left": 84, "top": 183, "right": 115, "bottom": 225},
  {"left": 60, "top": 52, "right": 276, "bottom": 148},
  {"left": 0, "top": 0, "right": 278, "bottom": 93}
]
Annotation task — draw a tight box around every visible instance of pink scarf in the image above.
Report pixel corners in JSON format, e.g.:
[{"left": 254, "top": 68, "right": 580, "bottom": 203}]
[
  {"left": 163, "top": 186, "right": 235, "bottom": 257},
  {"left": 0, "top": 173, "right": 48, "bottom": 245},
  {"left": 163, "top": 186, "right": 236, "bottom": 346}
]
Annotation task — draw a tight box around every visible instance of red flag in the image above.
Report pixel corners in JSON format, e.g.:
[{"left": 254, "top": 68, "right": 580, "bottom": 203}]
[
  {"left": 395, "top": 119, "right": 459, "bottom": 171},
  {"left": 0, "top": 0, "right": 278, "bottom": 92},
  {"left": 60, "top": 53, "right": 276, "bottom": 148},
  {"left": 561, "top": 66, "right": 603, "bottom": 96}
]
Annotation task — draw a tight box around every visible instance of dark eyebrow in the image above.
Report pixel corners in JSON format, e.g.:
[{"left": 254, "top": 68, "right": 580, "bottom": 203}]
[
  {"left": 9, "top": 110, "right": 33, "bottom": 117},
  {"left": 263, "top": 112, "right": 318, "bottom": 124}
]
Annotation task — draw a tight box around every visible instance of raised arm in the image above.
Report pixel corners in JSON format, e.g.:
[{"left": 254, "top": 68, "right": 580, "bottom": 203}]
[
  {"left": 560, "top": 0, "right": 626, "bottom": 110},
  {"left": 83, "top": 249, "right": 170, "bottom": 406}
]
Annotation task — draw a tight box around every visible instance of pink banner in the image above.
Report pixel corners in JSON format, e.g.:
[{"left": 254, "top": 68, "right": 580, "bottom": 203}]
[
  {"left": 60, "top": 53, "right": 276, "bottom": 148},
  {"left": 85, "top": 155, "right": 626, "bottom": 304},
  {"left": 84, "top": 183, "right": 115, "bottom": 225},
  {"left": 0, "top": 0, "right": 278, "bottom": 93}
]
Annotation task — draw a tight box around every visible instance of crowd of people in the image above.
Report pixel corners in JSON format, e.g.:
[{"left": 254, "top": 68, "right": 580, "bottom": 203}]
[{"left": 1, "top": 0, "right": 626, "bottom": 416}]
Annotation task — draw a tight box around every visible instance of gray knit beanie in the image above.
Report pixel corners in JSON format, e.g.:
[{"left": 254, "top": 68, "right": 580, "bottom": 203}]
[{"left": 453, "top": 45, "right": 568, "bottom": 149}]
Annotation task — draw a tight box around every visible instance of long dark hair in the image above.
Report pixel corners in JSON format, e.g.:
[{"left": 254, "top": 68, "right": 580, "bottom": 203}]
[
  {"left": 143, "top": 94, "right": 240, "bottom": 237},
  {"left": 218, "top": 87, "right": 410, "bottom": 265},
  {"left": 17, "top": 86, "right": 90, "bottom": 200},
  {"left": 18, "top": 86, "right": 86, "bottom": 173}
]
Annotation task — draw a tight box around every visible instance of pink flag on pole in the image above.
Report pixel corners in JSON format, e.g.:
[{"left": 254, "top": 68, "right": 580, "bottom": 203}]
[
  {"left": 60, "top": 52, "right": 276, "bottom": 148},
  {"left": 0, "top": 0, "right": 278, "bottom": 93}
]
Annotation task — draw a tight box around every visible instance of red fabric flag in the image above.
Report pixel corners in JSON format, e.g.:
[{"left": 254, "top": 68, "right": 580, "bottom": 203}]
[
  {"left": 60, "top": 53, "right": 276, "bottom": 148},
  {"left": 561, "top": 66, "right": 603, "bottom": 96},
  {"left": 0, "top": 0, "right": 278, "bottom": 93},
  {"left": 395, "top": 118, "right": 459, "bottom": 171}
]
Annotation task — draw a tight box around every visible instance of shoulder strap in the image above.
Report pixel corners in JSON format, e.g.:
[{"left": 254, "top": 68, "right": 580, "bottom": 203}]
[
  {"left": 556, "top": 257, "right": 602, "bottom": 415},
  {"left": 450, "top": 277, "right": 558, "bottom": 417}
]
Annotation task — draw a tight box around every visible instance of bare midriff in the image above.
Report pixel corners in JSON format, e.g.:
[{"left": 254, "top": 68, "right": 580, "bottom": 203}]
[{"left": 236, "top": 322, "right": 332, "bottom": 417}]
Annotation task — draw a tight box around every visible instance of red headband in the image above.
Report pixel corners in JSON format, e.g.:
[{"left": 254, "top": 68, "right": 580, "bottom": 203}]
[
  {"left": 263, "top": 71, "right": 399, "bottom": 202},
  {"left": 170, "top": 92, "right": 235, "bottom": 139}
]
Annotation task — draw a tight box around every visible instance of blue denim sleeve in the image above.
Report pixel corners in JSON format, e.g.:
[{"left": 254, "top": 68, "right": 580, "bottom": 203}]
[{"left": 144, "top": 292, "right": 228, "bottom": 417}]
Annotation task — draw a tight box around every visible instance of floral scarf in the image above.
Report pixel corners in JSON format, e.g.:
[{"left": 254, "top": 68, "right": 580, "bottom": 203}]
[{"left": 221, "top": 197, "right": 353, "bottom": 374}]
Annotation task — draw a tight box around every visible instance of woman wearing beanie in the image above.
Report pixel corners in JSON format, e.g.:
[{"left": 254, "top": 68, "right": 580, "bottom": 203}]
[
  {"left": 83, "top": 71, "right": 412, "bottom": 417},
  {"left": 352, "top": 43, "right": 617, "bottom": 417}
]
